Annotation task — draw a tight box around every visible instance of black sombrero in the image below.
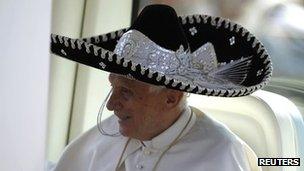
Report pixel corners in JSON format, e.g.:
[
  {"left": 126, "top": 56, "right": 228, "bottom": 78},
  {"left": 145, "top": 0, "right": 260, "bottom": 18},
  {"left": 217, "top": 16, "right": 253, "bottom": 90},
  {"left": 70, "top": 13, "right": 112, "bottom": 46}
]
[{"left": 50, "top": 4, "right": 272, "bottom": 97}]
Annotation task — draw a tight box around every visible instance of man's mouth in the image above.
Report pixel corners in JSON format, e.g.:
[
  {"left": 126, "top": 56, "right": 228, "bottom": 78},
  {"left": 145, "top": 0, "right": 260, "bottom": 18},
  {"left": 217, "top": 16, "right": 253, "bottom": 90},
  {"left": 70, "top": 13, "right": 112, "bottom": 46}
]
[
  {"left": 119, "top": 116, "right": 131, "bottom": 121},
  {"left": 115, "top": 113, "right": 132, "bottom": 122},
  {"left": 118, "top": 116, "right": 132, "bottom": 125}
]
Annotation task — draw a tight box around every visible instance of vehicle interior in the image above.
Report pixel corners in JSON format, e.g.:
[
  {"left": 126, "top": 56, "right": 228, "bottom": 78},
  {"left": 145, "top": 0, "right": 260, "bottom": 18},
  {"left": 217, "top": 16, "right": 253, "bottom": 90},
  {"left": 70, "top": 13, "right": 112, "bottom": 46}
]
[
  {"left": 3, "top": 0, "right": 302, "bottom": 171},
  {"left": 45, "top": 1, "right": 304, "bottom": 171}
]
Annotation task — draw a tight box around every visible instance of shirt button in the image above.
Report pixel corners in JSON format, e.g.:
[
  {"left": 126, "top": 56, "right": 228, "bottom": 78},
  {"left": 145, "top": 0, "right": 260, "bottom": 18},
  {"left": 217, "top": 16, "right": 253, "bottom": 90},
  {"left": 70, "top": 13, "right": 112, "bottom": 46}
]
[
  {"left": 144, "top": 149, "right": 151, "bottom": 155},
  {"left": 136, "top": 164, "right": 143, "bottom": 169}
]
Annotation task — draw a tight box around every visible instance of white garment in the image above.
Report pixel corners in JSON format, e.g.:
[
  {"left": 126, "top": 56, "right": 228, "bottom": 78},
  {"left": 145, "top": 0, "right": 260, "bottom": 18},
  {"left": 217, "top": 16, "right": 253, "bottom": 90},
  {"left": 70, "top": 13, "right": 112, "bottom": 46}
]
[{"left": 50, "top": 106, "right": 260, "bottom": 171}]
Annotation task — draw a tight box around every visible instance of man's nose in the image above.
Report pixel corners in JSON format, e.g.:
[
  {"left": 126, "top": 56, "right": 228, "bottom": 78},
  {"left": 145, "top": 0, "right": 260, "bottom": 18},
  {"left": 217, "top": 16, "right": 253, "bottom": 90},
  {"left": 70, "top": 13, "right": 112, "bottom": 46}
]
[{"left": 106, "top": 91, "right": 122, "bottom": 111}]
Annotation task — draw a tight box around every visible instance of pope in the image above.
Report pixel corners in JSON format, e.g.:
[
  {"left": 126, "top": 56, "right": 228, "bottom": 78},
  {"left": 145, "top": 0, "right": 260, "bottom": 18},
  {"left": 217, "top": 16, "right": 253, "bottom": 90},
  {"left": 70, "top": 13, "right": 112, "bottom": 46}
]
[{"left": 49, "top": 4, "right": 271, "bottom": 171}]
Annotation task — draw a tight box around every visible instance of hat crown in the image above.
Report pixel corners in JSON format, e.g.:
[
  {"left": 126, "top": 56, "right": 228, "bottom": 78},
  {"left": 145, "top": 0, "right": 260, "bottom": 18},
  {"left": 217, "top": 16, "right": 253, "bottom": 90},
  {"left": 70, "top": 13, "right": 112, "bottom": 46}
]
[{"left": 130, "top": 4, "right": 188, "bottom": 51}]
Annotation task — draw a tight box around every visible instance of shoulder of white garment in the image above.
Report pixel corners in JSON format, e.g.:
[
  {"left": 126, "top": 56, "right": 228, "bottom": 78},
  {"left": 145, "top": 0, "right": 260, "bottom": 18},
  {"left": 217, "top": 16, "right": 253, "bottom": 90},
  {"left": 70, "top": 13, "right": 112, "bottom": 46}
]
[
  {"left": 51, "top": 115, "right": 127, "bottom": 171},
  {"left": 120, "top": 107, "right": 255, "bottom": 171},
  {"left": 185, "top": 107, "right": 242, "bottom": 146},
  {"left": 50, "top": 109, "right": 257, "bottom": 171},
  {"left": 171, "top": 107, "right": 254, "bottom": 171}
]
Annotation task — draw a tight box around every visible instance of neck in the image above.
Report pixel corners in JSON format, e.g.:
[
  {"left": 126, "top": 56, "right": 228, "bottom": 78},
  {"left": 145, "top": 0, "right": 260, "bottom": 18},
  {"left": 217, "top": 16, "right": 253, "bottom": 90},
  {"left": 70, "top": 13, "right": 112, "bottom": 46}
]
[{"left": 138, "top": 107, "right": 184, "bottom": 141}]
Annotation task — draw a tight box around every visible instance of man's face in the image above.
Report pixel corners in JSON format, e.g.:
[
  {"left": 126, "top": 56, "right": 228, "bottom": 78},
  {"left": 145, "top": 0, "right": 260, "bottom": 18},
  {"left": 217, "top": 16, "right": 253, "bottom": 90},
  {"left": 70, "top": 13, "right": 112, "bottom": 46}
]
[{"left": 106, "top": 74, "right": 168, "bottom": 140}]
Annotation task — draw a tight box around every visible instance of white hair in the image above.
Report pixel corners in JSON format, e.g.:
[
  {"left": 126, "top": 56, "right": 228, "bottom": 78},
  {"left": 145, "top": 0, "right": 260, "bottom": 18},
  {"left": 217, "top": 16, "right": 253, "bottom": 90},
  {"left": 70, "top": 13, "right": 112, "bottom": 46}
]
[
  {"left": 148, "top": 85, "right": 165, "bottom": 93},
  {"left": 178, "top": 93, "right": 188, "bottom": 110}
]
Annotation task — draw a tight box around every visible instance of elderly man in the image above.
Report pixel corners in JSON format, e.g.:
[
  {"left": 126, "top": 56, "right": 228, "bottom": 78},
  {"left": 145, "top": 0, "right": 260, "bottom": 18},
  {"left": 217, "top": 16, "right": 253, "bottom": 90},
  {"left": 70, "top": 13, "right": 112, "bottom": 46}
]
[
  {"left": 50, "top": 4, "right": 271, "bottom": 171},
  {"left": 107, "top": 73, "right": 187, "bottom": 141}
]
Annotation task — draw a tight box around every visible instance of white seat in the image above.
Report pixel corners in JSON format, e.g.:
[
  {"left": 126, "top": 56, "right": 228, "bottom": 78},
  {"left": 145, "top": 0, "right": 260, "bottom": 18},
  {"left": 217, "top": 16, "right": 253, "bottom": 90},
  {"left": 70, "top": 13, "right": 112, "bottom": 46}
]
[{"left": 188, "top": 90, "right": 304, "bottom": 171}]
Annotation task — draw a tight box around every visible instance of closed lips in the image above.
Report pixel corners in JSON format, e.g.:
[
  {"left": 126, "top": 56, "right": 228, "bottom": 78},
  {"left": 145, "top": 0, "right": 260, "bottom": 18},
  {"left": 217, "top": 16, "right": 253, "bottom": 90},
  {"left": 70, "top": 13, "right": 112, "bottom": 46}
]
[{"left": 115, "top": 113, "right": 131, "bottom": 121}]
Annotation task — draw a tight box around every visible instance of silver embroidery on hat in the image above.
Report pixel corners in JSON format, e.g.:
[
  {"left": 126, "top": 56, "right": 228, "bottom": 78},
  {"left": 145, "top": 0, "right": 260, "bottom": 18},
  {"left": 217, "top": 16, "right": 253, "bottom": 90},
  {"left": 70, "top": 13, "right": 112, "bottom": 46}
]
[
  {"left": 229, "top": 36, "right": 235, "bottom": 45},
  {"left": 256, "top": 69, "right": 263, "bottom": 76},
  {"left": 99, "top": 61, "right": 106, "bottom": 69},
  {"left": 61, "top": 49, "right": 67, "bottom": 56},
  {"left": 189, "top": 27, "right": 197, "bottom": 36},
  {"left": 114, "top": 30, "right": 252, "bottom": 89}
]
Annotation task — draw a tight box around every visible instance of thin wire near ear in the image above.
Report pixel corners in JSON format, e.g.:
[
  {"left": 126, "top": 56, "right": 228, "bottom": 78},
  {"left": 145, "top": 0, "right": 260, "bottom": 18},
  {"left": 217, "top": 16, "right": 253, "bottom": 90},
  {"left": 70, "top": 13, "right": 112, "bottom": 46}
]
[{"left": 97, "top": 88, "right": 121, "bottom": 137}]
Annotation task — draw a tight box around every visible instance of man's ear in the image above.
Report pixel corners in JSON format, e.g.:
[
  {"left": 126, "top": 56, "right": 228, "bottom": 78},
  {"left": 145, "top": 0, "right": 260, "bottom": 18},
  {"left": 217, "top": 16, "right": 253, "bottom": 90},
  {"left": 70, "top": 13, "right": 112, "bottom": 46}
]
[{"left": 165, "top": 89, "right": 183, "bottom": 109}]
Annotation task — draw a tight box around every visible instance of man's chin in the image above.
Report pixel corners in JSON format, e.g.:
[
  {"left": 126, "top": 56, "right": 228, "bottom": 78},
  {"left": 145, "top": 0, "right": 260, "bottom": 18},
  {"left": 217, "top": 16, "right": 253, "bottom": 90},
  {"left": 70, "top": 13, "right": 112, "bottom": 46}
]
[{"left": 119, "top": 127, "right": 130, "bottom": 137}]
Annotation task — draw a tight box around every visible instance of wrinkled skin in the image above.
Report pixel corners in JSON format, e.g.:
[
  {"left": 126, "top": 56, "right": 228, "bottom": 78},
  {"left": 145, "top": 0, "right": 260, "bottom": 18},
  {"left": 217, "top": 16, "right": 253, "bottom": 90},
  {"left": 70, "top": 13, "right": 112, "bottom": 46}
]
[{"left": 106, "top": 74, "right": 183, "bottom": 141}]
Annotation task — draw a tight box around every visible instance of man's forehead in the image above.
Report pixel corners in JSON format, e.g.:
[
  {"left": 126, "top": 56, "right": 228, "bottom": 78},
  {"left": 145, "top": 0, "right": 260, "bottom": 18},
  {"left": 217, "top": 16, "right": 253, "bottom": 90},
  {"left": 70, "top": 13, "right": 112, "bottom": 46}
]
[{"left": 109, "top": 73, "right": 150, "bottom": 89}]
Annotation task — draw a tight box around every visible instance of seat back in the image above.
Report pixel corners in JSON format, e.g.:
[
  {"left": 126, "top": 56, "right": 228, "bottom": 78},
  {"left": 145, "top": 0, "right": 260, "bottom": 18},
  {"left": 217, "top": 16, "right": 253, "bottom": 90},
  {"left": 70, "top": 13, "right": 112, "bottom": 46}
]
[{"left": 188, "top": 90, "right": 303, "bottom": 171}]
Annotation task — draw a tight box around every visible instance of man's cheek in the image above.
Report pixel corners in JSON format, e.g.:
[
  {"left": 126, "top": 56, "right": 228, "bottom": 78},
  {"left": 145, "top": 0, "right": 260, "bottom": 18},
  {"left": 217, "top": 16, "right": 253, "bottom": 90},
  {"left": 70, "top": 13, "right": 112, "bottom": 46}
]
[{"left": 132, "top": 116, "right": 143, "bottom": 130}]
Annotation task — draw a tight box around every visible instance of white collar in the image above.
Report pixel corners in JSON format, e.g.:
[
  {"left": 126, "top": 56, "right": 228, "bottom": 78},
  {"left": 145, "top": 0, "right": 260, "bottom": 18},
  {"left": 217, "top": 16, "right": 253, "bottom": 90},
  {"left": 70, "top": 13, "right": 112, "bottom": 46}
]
[{"left": 119, "top": 106, "right": 197, "bottom": 165}]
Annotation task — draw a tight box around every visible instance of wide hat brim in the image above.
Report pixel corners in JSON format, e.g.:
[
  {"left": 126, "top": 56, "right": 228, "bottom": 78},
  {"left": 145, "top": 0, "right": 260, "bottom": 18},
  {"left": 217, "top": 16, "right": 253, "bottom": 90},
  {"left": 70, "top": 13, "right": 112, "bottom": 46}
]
[{"left": 50, "top": 14, "right": 272, "bottom": 97}]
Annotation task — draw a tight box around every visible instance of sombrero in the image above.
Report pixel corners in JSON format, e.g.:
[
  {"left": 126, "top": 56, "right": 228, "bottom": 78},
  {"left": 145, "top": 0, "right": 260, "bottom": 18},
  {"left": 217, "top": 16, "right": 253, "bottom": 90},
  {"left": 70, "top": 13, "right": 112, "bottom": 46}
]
[{"left": 50, "top": 4, "right": 272, "bottom": 97}]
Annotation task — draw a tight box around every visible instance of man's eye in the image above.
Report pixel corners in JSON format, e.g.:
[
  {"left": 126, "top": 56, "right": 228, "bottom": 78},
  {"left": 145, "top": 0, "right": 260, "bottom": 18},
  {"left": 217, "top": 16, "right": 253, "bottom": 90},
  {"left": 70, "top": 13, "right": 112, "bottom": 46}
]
[{"left": 121, "top": 88, "right": 133, "bottom": 99}]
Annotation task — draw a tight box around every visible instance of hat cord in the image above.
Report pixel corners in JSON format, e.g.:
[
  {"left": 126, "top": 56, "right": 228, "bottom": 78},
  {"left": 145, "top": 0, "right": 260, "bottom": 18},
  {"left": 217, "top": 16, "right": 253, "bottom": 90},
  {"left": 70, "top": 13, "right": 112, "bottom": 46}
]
[{"left": 97, "top": 88, "right": 121, "bottom": 137}]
